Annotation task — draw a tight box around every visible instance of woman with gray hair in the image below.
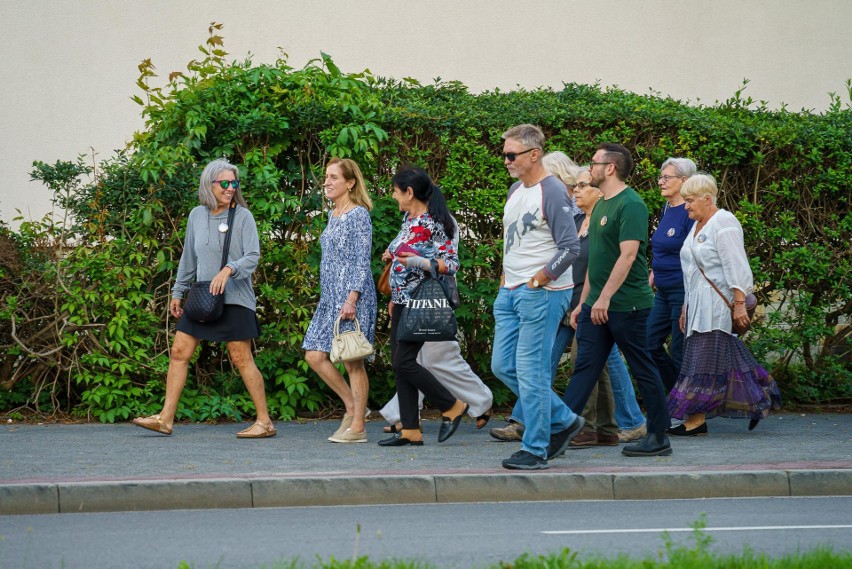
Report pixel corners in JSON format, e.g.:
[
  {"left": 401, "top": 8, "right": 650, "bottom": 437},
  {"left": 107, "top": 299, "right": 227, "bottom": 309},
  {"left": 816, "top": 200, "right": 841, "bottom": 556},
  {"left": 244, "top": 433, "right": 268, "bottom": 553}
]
[
  {"left": 667, "top": 173, "right": 780, "bottom": 435},
  {"left": 647, "top": 157, "right": 696, "bottom": 393},
  {"left": 132, "top": 159, "right": 276, "bottom": 438}
]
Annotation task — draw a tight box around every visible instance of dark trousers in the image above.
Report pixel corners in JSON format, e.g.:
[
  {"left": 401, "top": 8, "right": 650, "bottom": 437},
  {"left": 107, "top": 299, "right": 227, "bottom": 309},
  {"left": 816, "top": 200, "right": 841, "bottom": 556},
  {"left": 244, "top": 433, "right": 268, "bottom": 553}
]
[
  {"left": 562, "top": 305, "right": 670, "bottom": 434},
  {"left": 647, "top": 284, "right": 686, "bottom": 392},
  {"left": 390, "top": 303, "right": 455, "bottom": 429}
]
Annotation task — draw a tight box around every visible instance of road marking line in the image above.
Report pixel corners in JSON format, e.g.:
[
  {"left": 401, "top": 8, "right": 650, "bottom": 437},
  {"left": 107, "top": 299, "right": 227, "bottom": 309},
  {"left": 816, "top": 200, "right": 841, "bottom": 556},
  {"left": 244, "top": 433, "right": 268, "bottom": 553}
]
[{"left": 543, "top": 525, "right": 852, "bottom": 535}]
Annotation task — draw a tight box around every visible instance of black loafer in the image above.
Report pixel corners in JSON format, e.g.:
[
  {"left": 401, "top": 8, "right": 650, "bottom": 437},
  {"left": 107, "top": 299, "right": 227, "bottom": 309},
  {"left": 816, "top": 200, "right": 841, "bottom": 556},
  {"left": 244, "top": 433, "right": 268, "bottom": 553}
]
[
  {"left": 378, "top": 434, "right": 424, "bottom": 447},
  {"left": 667, "top": 423, "right": 708, "bottom": 436},
  {"left": 438, "top": 404, "right": 469, "bottom": 442},
  {"left": 748, "top": 418, "right": 760, "bottom": 431}
]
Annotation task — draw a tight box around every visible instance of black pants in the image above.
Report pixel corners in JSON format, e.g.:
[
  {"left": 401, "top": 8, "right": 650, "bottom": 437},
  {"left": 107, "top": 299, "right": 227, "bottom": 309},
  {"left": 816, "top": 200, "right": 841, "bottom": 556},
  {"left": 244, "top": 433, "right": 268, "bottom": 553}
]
[
  {"left": 562, "top": 305, "right": 671, "bottom": 434},
  {"left": 391, "top": 303, "right": 456, "bottom": 429}
]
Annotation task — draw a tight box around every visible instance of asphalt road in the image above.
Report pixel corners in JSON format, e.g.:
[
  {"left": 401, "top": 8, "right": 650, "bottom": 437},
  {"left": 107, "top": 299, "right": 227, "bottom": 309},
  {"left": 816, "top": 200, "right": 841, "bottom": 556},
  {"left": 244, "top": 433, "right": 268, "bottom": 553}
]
[{"left": 1, "top": 496, "right": 849, "bottom": 568}]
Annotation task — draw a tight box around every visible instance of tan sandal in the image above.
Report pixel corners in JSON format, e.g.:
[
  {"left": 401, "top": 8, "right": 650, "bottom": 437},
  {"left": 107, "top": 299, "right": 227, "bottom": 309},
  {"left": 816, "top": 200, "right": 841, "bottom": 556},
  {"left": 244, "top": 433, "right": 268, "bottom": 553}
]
[
  {"left": 236, "top": 422, "right": 277, "bottom": 439},
  {"left": 132, "top": 414, "right": 173, "bottom": 436}
]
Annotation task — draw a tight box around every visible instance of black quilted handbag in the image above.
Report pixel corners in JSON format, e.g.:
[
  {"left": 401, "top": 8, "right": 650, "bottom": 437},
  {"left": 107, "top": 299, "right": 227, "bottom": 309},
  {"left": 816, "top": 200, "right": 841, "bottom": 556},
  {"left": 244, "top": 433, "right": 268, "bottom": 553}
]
[
  {"left": 183, "top": 202, "right": 236, "bottom": 323},
  {"left": 396, "top": 260, "right": 458, "bottom": 342}
]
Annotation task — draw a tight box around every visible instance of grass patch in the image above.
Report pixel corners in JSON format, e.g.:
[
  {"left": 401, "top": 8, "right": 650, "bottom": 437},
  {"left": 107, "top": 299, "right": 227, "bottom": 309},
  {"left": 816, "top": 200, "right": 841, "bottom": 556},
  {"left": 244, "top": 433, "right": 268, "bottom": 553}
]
[{"left": 175, "top": 516, "right": 850, "bottom": 569}]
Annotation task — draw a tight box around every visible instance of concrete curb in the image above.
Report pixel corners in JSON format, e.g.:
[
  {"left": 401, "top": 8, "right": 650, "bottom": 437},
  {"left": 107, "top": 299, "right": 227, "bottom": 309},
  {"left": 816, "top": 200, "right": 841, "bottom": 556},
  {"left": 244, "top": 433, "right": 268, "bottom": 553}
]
[{"left": 2, "top": 468, "right": 850, "bottom": 516}]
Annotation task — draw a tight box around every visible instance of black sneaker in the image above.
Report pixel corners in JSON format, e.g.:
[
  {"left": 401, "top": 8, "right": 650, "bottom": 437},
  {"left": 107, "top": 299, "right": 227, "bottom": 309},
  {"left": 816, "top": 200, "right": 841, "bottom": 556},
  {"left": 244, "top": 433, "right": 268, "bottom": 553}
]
[
  {"left": 546, "top": 416, "right": 585, "bottom": 460},
  {"left": 502, "top": 450, "right": 549, "bottom": 470}
]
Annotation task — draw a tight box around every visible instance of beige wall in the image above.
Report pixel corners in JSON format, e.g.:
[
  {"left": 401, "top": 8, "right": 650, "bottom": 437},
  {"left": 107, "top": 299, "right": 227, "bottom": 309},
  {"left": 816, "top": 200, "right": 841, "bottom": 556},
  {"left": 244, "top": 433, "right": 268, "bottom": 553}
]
[{"left": 3, "top": 0, "right": 851, "bottom": 226}]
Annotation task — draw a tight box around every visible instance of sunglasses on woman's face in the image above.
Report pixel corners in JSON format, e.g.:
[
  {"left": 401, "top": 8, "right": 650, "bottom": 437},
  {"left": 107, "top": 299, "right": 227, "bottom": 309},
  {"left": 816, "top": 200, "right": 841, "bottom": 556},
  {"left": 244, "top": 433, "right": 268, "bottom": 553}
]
[{"left": 214, "top": 179, "right": 240, "bottom": 189}]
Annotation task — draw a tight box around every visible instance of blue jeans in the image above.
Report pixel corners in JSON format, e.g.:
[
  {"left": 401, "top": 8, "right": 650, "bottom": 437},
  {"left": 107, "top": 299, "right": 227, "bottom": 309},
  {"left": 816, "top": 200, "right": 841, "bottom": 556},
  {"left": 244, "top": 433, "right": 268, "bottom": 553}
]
[
  {"left": 511, "top": 324, "right": 645, "bottom": 431},
  {"left": 563, "top": 305, "right": 670, "bottom": 434},
  {"left": 491, "top": 286, "right": 577, "bottom": 458},
  {"left": 607, "top": 348, "right": 646, "bottom": 430},
  {"left": 647, "top": 284, "right": 686, "bottom": 392}
]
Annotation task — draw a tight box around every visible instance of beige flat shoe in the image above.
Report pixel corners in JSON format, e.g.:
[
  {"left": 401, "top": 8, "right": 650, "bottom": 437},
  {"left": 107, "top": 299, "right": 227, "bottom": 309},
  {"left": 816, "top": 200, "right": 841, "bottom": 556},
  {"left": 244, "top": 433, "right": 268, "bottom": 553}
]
[
  {"left": 236, "top": 422, "right": 277, "bottom": 439},
  {"left": 329, "top": 414, "right": 355, "bottom": 441},
  {"left": 329, "top": 428, "right": 367, "bottom": 443},
  {"left": 132, "top": 414, "right": 173, "bottom": 436}
]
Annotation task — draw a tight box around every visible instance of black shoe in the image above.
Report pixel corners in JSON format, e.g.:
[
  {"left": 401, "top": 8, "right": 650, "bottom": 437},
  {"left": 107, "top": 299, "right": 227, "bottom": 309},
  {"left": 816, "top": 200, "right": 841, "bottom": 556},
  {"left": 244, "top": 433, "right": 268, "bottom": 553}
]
[
  {"left": 622, "top": 432, "right": 673, "bottom": 456},
  {"left": 377, "top": 434, "right": 424, "bottom": 447},
  {"left": 438, "top": 404, "right": 469, "bottom": 442},
  {"left": 748, "top": 418, "right": 760, "bottom": 431},
  {"left": 667, "top": 423, "right": 708, "bottom": 436},
  {"left": 546, "top": 416, "right": 585, "bottom": 460},
  {"left": 502, "top": 450, "right": 549, "bottom": 470}
]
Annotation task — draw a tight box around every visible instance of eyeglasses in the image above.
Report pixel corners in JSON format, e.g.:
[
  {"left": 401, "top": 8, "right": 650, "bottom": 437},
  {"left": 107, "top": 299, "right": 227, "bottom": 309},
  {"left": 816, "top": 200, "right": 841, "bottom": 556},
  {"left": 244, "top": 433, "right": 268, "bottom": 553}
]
[
  {"left": 574, "top": 181, "right": 592, "bottom": 189},
  {"left": 589, "top": 161, "right": 611, "bottom": 168},
  {"left": 658, "top": 175, "right": 684, "bottom": 183},
  {"left": 501, "top": 148, "right": 537, "bottom": 162},
  {"left": 214, "top": 179, "right": 240, "bottom": 189}
]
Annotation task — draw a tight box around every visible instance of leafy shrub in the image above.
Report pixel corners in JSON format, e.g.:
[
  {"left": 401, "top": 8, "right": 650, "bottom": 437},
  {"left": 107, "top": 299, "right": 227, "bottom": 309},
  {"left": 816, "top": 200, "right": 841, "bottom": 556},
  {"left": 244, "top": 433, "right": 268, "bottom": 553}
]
[{"left": 1, "top": 24, "right": 849, "bottom": 420}]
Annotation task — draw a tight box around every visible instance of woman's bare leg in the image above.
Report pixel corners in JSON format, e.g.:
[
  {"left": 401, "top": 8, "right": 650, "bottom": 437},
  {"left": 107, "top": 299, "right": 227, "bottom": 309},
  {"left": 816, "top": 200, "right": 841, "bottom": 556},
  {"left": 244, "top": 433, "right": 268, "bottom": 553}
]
[{"left": 228, "top": 339, "right": 273, "bottom": 427}]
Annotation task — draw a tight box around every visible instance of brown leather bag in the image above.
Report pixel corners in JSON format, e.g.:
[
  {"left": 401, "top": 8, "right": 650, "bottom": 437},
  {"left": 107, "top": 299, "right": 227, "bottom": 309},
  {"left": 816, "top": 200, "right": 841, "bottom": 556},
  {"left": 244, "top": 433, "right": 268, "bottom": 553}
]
[{"left": 378, "top": 262, "right": 392, "bottom": 296}]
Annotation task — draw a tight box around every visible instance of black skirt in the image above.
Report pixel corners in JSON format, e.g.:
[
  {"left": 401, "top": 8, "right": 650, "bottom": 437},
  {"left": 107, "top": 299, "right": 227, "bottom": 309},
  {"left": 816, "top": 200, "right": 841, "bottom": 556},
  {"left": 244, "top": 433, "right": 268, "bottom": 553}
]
[{"left": 176, "top": 304, "right": 261, "bottom": 342}]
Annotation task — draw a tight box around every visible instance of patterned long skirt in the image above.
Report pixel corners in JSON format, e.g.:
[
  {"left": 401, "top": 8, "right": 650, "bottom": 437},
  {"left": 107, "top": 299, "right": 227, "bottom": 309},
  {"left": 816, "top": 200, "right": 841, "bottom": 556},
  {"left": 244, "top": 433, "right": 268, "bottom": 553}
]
[{"left": 668, "top": 330, "right": 781, "bottom": 421}]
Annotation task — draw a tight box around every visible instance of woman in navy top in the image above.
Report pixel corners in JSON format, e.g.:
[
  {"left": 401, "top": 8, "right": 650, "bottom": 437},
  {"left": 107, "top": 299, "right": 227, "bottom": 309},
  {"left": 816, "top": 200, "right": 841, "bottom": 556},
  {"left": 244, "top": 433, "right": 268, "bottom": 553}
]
[{"left": 648, "top": 157, "right": 696, "bottom": 392}]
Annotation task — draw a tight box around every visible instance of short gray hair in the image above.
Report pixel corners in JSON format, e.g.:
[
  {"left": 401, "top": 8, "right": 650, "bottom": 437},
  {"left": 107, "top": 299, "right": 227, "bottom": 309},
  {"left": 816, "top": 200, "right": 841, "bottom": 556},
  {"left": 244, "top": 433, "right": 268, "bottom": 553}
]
[
  {"left": 542, "top": 151, "right": 581, "bottom": 186},
  {"left": 661, "top": 157, "right": 697, "bottom": 177},
  {"left": 502, "top": 124, "right": 545, "bottom": 150},
  {"left": 198, "top": 159, "right": 247, "bottom": 210}
]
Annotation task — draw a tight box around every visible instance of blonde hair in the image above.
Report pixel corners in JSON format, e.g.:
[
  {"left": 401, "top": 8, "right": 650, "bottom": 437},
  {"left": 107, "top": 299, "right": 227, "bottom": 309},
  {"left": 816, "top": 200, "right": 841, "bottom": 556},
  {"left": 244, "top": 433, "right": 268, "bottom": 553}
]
[
  {"left": 542, "top": 151, "right": 581, "bottom": 187},
  {"left": 680, "top": 172, "right": 719, "bottom": 205},
  {"left": 327, "top": 158, "right": 373, "bottom": 211}
]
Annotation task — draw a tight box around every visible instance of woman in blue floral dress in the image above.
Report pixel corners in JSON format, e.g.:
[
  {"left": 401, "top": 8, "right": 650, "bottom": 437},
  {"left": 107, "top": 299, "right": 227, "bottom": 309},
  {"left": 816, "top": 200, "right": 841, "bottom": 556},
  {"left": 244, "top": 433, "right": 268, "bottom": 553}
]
[
  {"left": 377, "top": 166, "right": 468, "bottom": 447},
  {"left": 303, "top": 158, "right": 377, "bottom": 443}
]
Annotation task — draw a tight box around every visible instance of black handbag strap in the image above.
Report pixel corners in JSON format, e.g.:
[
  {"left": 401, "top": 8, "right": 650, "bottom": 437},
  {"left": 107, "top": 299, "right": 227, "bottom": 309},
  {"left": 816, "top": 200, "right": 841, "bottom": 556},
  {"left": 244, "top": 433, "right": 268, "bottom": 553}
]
[
  {"left": 428, "top": 259, "right": 454, "bottom": 304},
  {"left": 220, "top": 201, "right": 237, "bottom": 270}
]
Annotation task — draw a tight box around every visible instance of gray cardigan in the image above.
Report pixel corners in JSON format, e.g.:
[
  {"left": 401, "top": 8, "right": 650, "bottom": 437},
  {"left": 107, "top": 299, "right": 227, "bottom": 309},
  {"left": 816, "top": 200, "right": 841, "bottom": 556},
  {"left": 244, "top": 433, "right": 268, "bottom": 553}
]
[{"left": 171, "top": 205, "right": 260, "bottom": 311}]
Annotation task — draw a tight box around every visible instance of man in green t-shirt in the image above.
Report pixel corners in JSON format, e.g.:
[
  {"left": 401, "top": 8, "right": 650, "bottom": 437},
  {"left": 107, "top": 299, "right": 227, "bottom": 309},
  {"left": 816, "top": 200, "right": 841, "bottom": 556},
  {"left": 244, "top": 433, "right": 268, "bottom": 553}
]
[{"left": 562, "top": 143, "right": 673, "bottom": 457}]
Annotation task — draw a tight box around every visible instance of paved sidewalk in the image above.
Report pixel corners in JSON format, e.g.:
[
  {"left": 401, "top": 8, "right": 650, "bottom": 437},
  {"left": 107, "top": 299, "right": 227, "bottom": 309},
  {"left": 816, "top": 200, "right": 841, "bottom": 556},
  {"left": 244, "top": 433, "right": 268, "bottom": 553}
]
[{"left": 1, "top": 412, "right": 850, "bottom": 515}]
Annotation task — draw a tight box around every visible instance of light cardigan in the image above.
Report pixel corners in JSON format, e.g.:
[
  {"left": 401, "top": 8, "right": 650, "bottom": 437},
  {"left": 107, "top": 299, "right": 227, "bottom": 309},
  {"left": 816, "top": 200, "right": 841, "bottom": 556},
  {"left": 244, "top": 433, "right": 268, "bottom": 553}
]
[
  {"left": 680, "top": 209, "right": 753, "bottom": 337},
  {"left": 171, "top": 205, "right": 261, "bottom": 311}
]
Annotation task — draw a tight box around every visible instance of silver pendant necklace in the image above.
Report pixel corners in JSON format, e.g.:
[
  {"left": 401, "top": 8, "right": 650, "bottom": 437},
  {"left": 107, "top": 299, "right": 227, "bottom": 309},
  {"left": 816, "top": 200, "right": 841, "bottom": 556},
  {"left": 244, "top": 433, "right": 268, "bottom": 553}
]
[
  {"left": 337, "top": 204, "right": 354, "bottom": 222},
  {"left": 218, "top": 222, "right": 229, "bottom": 233}
]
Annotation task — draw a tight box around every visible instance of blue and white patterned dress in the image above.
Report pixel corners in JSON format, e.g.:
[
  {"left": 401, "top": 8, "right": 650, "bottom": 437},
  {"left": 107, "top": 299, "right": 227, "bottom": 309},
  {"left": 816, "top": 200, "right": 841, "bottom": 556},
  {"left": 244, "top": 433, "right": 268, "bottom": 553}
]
[{"left": 302, "top": 206, "right": 377, "bottom": 352}]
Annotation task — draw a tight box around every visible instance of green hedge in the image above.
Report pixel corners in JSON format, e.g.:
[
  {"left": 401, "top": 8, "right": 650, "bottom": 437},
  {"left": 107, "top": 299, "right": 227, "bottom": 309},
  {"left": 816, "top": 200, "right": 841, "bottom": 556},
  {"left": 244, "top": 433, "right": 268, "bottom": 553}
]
[{"left": 1, "top": 26, "right": 849, "bottom": 420}]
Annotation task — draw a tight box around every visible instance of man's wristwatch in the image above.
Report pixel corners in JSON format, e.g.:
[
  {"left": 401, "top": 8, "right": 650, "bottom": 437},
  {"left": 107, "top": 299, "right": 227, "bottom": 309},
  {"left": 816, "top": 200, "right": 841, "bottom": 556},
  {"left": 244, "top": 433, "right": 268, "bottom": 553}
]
[{"left": 531, "top": 278, "right": 540, "bottom": 288}]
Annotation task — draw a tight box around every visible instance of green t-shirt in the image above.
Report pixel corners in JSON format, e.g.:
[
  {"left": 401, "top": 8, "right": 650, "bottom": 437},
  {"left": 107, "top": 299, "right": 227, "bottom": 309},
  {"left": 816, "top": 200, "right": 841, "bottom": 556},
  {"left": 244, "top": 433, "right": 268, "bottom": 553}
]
[{"left": 585, "top": 187, "right": 654, "bottom": 311}]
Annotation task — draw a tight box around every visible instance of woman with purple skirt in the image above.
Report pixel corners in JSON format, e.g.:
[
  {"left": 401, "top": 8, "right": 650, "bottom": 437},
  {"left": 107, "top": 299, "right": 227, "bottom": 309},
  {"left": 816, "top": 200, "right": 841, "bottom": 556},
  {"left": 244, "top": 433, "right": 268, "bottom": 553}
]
[{"left": 667, "top": 174, "right": 781, "bottom": 436}]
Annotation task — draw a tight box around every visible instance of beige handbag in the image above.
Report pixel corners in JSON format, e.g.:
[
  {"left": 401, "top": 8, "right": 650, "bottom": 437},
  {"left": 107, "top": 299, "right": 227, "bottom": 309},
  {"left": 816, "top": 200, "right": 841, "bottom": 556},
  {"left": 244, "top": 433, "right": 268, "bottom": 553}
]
[{"left": 329, "top": 315, "right": 374, "bottom": 363}]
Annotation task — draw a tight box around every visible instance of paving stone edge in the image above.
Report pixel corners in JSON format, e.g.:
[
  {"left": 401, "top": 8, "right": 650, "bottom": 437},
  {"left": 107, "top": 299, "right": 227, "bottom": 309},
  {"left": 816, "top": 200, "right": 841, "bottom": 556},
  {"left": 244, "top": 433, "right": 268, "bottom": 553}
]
[{"left": 2, "top": 468, "right": 850, "bottom": 516}]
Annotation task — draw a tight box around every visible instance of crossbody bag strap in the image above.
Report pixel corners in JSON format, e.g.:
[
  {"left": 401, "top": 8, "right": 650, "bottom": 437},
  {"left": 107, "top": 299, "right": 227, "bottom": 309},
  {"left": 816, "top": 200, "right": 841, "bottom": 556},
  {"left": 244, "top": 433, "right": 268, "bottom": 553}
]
[
  {"left": 220, "top": 201, "right": 237, "bottom": 270},
  {"left": 697, "top": 265, "right": 733, "bottom": 310}
]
